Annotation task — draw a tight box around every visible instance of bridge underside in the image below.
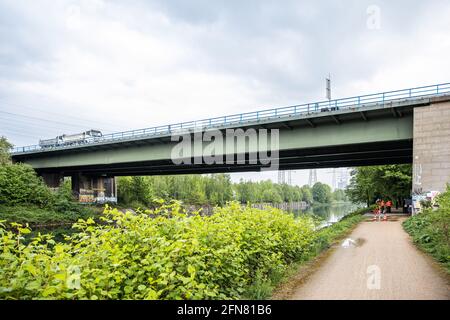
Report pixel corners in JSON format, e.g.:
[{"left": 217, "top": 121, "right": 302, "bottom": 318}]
[
  {"left": 11, "top": 98, "right": 422, "bottom": 203},
  {"left": 12, "top": 100, "right": 418, "bottom": 179},
  {"left": 10, "top": 91, "right": 450, "bottom": 206},
  {"left": 31, "top": 139, "right": 412, "bottom": 176}
]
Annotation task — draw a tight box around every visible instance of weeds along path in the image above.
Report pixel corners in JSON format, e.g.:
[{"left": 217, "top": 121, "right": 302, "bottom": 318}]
[{"left": 287, "top": 217, "right": 450, "bottom": 300}]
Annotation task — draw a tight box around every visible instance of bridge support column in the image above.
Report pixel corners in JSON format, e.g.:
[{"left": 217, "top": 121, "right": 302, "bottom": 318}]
[
  {"left": 71, "top": 173, "right": 83, "bottom": 200},
  {"left": 412, "top": 99, "right": 450, "bottom": 212},
  {"left": 71, "top": 174, "right": 117, "bottom": 204},
  {"left": 41, "top": 173, "right": 63, "bottom": 190}
]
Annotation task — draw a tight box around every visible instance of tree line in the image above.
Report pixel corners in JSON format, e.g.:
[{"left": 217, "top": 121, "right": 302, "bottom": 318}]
[{"left": 117, "top": 174, "right": 347, "bottom": 207}]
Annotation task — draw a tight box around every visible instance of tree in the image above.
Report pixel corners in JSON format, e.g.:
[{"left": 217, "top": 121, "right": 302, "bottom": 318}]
[
  {"left": 312, "top": 182, "right": 332, "bottom": 204},
  {"left": 0, "top": 163, "right": 52, "bottom": 206},
  {"left": 346, "top": 165, "right": 412, "bottom": 206},
  {"left": 152, "top": 176, "right": 173, "bottom": 199},
  {"left": 332, "top": 189, "right": 347, "bottom": 202},
  {"left": 301, "top": 185, "right": 313, "bottom": 203},
  {"left": 377, "top": 165, "right": 412, "bottom": 205},
  {"left": 293, "top": 186, "right": 303, "bottom": 202},
  {"left": 234, "top": 180, "right": 258, "bottom": 203},
  {"left": 280, "top": 183, "right": 295, "bottom": 202},
  {"left": 117, "top": 176, "right": 154, "bottom": 206},
  {"left": 116, "top": 174, "right": 326, "bottom": 207},
  {"left": 0, "top": 136, "right": 12, "bottom": 166},
  {"left": 205, "top": 174, "right": 233, "bottom": 205},
  {"left": 262, "top": 188, "right": 283, "bottom": 203},
  {"left": 181, "top": 175, "right": 207, "bottom": 205},
  {"left": 346, "top": 167, "right": 376, "bottom": 206}
]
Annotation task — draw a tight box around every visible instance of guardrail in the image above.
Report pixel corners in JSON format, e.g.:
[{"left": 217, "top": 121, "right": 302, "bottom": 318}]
[{"left": 10, "top": 82, "right": 450, "bottom": 154}]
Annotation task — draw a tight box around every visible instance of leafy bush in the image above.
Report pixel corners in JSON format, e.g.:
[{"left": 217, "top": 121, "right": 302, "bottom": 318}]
[
  {"left": 403, "top": 186, "right": 450, "bottom": 272},
  {"left": 0, "top": 202, "right": 318, "bottom": 300},
  {"left": 0, "top": 204, "right": 93, "bottom": 225},
  {"left": 0, "top": 164, "right": 94, "bottom": 224},
  {"left": 0, "top": 163, "right": 53, "bottom": 207}
]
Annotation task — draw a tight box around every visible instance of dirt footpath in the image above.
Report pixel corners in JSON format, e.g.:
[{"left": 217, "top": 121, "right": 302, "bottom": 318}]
[{"left": 290, "top": 217, "right": 450, "bottom": 300}]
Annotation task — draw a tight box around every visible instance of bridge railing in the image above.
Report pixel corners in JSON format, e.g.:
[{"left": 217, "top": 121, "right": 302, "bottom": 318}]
[{"left": 10, "top": 82, "right": 450, "bottom": 154}]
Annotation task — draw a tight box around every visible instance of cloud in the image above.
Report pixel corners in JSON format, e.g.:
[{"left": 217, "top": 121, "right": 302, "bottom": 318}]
[{"left": 1, "top": 0, "right": 449, "bottom": 184}]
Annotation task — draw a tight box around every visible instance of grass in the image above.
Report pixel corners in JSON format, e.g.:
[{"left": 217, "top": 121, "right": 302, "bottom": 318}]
[
  {"left": 403, "top": 209, "right": 450, "bottom": 273},
  {"left": 402, "top": 186, "right": 450, "bottom": 274}
]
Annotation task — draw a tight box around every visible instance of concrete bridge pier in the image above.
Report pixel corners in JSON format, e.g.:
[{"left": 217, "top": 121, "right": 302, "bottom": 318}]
[
  {"left": 412, "top": 98, "right": 450, "bottom": 212},
  {"left": 71, "top": 173, "right": 82, "bottom": 199},
  {"left": 70, "top": 174, "right": 117, "bottom": 204},
  {"left": 41, "top": 173, "right": 64, "bottom": 190}
]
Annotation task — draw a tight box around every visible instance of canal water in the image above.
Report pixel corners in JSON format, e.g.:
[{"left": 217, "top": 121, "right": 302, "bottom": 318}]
[{"left": 291, "top": 202, "right": 361, "bottom": 227}]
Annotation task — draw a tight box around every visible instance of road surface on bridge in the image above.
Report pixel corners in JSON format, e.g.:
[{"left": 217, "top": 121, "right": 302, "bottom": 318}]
[{"left": 288, "top": 217, "right": 449, "bottom": 300}]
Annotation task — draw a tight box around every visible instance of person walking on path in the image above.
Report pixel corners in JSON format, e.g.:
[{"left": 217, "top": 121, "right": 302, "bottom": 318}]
[
  {"left": 381, "top": 201, "right": 388, "bottom": 221},
  {"left": 386, "top": 200, "right": 392, "bottom": 213},
  {"left": 374, "top": 199, "right": 382, "bottom": 221}
]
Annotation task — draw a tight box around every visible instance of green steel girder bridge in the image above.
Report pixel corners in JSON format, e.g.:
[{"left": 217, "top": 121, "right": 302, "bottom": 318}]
[{"left": 10, "top": 83, "right": 450, "bottom": 201}]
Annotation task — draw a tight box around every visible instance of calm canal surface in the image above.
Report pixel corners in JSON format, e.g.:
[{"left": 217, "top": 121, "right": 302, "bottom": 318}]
[{"left": 292, "top": 202, "right": 362, "bottom": 227}]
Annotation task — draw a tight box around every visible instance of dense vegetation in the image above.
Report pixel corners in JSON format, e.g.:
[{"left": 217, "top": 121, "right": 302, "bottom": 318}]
[
  {"left": 403, "top": 185, "right": 450, "bottom": 272},
  {"left": 118, "top": 174, "right": 234, "bottom": 206},
  {"left": 346, "top": 164, "right": 412, "bottom": 206},
  {"left": 311, "top": 182, "right": 332, "bottom": 204},
  {"left": 0, "top": 151, "right": 94, "bottom": 225},
  {"left": 117, "top": 175, "right": 345, "bottom": 208},
  {"left": 0, "top": 202, "right": 365, "bottom": 300},
  {"left": 0, "top": 137, "right": 363, "bottom": 300},
  {"left": 0, "top": 135, "right": 346, "bottom": 228}
]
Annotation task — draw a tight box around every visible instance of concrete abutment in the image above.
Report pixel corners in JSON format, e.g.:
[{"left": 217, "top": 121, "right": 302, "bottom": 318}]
[{"left": 413, "top": 99, "right": 450, "bottom": 211}]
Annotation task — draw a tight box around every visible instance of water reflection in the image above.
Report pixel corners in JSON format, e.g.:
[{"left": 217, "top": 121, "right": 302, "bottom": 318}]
[{"left": 291, "top": 203, "right": 360, "bottom": 226}]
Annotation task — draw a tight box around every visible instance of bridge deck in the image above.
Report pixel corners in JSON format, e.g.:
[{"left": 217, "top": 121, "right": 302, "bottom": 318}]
[{"left": 10, "top": 82, "right": 450, "bottom": 156}]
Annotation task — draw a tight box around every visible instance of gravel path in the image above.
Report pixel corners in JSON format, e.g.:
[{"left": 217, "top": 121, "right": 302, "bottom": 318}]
[{"left": 291, "top": 217, "right": 450, "bottom": 300}]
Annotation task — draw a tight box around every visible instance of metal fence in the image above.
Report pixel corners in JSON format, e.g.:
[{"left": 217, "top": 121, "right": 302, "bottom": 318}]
[{"left": 10, "top": 82, "right": 450, "bottom": 154}]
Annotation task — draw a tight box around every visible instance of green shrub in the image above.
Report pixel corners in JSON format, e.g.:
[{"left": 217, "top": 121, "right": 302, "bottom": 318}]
[
  {"left": 0, "top": 202, "right": 317, "bottom": 300},
  {"left": 0, "top": 164, "right": 93, "bottom": 224},
  {"left": 0, "top": 204, "right": 93, "bottom": 225},
  {"left": 0, "top": 163, "right": 53, "bottom": 207},
  {"left": 403, "top": 186, "right": 450, "bottom": 272}
]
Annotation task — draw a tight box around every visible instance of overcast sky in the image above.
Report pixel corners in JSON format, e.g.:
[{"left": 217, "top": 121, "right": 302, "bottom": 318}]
[{"left": 1, "top": 0, "right": 449, "bottom": 185}]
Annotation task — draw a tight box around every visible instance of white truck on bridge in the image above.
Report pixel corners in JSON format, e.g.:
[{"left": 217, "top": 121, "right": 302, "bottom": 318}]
[{"left": 39, "top": 130, "right": 103, "bottom": 148}]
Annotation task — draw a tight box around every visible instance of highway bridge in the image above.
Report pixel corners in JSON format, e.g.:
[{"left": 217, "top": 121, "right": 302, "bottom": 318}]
[{"left": 10, "top": 83, "right": 450, "bottom": 202}]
